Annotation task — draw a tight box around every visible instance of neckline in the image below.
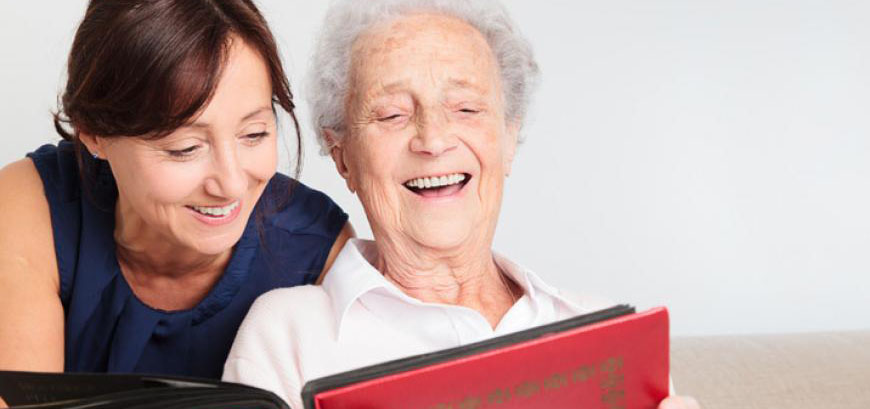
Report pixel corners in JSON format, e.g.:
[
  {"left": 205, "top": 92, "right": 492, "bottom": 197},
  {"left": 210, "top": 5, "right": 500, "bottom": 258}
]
[{"left": 324, "top": 239, "right": 547, "bottom": 334}]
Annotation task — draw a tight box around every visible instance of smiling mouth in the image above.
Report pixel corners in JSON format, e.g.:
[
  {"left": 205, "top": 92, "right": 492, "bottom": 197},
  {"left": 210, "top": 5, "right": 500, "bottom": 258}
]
[
  {"left": 403, "top": 173, "right": 471, "bottom": 197},
  {"left": 186, "top": 200, "right": 240, "bottom": 218}
]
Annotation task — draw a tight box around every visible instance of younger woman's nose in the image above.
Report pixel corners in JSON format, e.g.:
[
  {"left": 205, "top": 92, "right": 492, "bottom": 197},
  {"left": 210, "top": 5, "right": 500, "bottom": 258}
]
[{"left": 204, "top": 144, "right": 246, "bottom": 199}]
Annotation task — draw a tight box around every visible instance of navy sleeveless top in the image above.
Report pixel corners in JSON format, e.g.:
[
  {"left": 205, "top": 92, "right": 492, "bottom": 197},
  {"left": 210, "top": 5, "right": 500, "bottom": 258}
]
[{"left": 27, "top": 142, "right": 348, "bottom": 379}]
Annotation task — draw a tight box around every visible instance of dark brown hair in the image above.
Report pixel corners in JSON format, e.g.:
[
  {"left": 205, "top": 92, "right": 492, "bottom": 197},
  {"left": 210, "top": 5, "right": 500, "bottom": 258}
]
[{"left": 54, "top": 0, "right": 302, "bottom": 177}]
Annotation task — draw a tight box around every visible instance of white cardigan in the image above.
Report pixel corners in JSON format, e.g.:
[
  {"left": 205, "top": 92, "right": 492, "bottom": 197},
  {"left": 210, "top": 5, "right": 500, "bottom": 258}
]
[{"left": 223, "top": 239, "right": 614, "bottom": 408}]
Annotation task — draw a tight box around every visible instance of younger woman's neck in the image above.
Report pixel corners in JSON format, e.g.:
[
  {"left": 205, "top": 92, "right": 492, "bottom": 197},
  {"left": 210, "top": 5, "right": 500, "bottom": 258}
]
[{"left": 113, "top": 210, "right": 232, "bottom": 311}]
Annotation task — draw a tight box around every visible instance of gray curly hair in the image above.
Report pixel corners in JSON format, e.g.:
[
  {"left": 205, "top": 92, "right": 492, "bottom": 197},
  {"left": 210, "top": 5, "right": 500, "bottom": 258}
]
[{"left": 305, "top": 0, "right": 540, "bottom": 154}]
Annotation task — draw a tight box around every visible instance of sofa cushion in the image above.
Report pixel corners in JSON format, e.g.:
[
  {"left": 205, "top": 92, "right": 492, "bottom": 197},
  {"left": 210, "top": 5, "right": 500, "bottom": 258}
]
[{"left": 671, "top": 331, "right": 870, "bottom": 409}]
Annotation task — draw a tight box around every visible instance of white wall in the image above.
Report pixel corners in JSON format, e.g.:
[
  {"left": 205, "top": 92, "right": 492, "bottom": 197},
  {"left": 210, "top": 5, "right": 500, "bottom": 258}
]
[{"left": 1, "top": 0, "right": 867, "bottom": 336}]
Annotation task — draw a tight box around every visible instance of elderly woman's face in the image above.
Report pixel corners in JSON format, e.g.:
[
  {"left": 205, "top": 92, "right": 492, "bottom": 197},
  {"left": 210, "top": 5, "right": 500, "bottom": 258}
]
[{"left": 336, "top": 14, "right": 518, "bottom": 250}]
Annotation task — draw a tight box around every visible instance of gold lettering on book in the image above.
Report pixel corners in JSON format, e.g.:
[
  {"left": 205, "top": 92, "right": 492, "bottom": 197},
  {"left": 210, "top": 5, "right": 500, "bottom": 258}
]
[
  {"left": 601, "top": 373, "right": 624, "bottom": 389},
  {"left": 572, "top": 364, "right": 595, "bottom": 382},
  {"left": 456, "top": 396, "right": 482, "bottom": 409},
  {"left": 601, "top": 356, "right": 623, "bottom": 373},
  {"left": 600, "top": 356, "right": 626, "bottom": 409},
  {"left": 420, "top": 356, "right": 624, "bottom": 409},
  {"left": 486, "top": 387, "right": 511, "bottom": 405},
  {"left": 514, "top": 381, "right": 541, "bottom": 398},
  {"left": 543, "top": 373, "right": 569, "bottom": 390}
]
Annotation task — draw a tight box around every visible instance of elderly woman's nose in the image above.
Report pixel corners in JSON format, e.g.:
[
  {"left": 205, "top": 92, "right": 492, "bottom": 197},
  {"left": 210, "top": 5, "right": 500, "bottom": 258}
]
[
  {"left": 410, "top": 113, "right": 458, "bottom": 156},
  {"left": 204, "top": 146, "right": 247, "bottom": 199}
]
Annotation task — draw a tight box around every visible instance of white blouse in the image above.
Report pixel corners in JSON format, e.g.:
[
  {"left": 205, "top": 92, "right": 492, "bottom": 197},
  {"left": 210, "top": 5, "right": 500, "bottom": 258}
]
[{"left": 223, "top": 239, "right": 614, "bottom": 408}]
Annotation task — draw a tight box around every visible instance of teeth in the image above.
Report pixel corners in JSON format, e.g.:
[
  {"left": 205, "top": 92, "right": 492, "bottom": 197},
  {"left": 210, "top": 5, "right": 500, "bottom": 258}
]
[
  {"left": 405, "top": 173, "right": 467, "bottom": 189},
  {"left": 191, "top": 201, "right": 240, "bottom": 217}
]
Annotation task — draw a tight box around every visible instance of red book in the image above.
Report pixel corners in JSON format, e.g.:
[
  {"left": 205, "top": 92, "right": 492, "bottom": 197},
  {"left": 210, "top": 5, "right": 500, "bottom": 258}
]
[{"left": 302, "top": 305, "right": 670, "bottom": 409}]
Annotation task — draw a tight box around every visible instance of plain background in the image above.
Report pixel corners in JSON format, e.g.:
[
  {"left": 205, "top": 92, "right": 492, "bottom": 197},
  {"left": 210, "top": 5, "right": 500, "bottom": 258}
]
[{"left": 1, "top": 0, "right": 867, "bottom": 336}]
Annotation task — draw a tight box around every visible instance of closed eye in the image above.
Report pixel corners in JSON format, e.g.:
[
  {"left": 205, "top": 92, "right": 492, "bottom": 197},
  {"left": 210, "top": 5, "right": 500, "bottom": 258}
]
[
  {"left": 167, "top": 145, "right": 199, "bottom": 158},
  {"left": 242, "top": 131, "right": 270, "bottom": 143},
  {"left": 378, "top": 114, "right": 404, "bottom": 122}
]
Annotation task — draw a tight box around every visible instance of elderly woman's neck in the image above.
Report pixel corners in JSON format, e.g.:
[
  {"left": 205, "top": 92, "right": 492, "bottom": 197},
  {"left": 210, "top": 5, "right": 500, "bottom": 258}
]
[{"left": 374, "top": 242, "right": 522, "bottom": 328}]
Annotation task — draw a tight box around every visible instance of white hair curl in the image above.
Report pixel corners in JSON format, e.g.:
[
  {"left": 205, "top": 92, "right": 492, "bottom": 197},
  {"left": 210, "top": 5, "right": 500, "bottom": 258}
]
[{"left": 305, "top": 0, "right": 540, "bottom": 154}]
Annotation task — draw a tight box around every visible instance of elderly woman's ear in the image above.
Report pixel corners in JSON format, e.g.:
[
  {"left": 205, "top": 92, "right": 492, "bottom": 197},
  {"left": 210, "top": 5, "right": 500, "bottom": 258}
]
[
  {"left": 503, "top": 121, "right": 520, "bottom": 177},
  {"left": 324, "top": 128, "right": 356, "bottom": 193}
]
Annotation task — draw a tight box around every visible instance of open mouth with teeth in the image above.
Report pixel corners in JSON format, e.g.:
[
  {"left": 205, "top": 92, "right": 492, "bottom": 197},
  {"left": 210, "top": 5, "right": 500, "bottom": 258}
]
[
  {"left": 403, "top": 173, "right": 471, "bottom": 198},
  {"left": 186, "top": 200, "right": 241, "bottom": 218}
]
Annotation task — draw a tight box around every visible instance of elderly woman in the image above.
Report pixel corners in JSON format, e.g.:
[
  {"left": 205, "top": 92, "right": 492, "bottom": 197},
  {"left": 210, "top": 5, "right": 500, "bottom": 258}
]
[{"left": 224, "top": 1, "right": 698, "bottom": 408}]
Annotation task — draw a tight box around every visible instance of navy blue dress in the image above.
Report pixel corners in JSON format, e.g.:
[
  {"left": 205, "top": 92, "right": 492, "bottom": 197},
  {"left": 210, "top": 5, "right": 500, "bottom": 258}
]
[{"left": 27, "top": 142, "right": 348, "bottom": 379}]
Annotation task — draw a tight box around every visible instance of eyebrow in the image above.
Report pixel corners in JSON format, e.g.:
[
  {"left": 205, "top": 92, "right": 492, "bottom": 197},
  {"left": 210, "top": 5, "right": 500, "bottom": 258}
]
[
  {"left": 184, "top": 106, "right": 273, "bottom": 129},
  {"left": 447, "top": 79, "right": 485, "bottom": 93},
  {"left": 376, "top": 81, "right": 408, "bottom": 95}
]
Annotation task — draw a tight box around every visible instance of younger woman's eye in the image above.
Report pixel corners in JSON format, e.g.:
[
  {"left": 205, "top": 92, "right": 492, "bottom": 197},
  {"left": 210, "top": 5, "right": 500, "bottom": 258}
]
[
  {"left": 167, "top": 145, "right": 200, "bottom": 158},
  {"left": 242, "top": 132, "right": 269, "bottom": 144}
]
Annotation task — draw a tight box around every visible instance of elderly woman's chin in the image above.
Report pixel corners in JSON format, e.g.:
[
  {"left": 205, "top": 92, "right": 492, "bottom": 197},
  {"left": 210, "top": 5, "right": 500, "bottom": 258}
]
[
  {"left": 398, "top": 216, "right": 485, "bottom": 251},
  {"left": 384, "top": 207, "right": 492, "bottom": 252}
]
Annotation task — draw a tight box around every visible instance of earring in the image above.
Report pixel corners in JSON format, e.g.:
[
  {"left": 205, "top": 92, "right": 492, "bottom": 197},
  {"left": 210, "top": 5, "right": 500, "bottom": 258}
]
[{"left": 92, "top": 152, "right": 100, "bottom": 160}]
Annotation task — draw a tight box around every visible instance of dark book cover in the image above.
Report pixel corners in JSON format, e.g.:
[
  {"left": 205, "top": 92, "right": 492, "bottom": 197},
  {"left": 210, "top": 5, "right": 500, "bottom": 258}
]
[{"left": 0, "top": 372, "right": 287, "bottom": 409}]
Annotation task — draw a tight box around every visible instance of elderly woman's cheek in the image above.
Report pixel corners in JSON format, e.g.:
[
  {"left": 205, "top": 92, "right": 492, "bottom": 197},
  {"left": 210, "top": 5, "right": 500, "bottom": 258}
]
[{"left": 357, "top": 179, "right": 404, "bottom": 234}]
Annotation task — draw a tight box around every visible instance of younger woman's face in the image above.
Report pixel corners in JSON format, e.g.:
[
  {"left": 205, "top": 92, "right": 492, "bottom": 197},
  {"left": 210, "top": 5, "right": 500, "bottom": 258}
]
[{"left": 92, "top": 39, "right": 278, "bottom": 255}]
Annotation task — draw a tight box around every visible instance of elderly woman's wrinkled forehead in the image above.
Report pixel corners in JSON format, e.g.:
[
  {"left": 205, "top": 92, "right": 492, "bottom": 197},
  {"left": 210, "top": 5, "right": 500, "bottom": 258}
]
[
  {"left": 352, "top": 13, "right": 486, "bottom": 55},
  {"left": 306, "top": 0, "right": 539, "bottom": 154},
  {"left": 348, "top": 13, "right": 501, "bottom": 96}
]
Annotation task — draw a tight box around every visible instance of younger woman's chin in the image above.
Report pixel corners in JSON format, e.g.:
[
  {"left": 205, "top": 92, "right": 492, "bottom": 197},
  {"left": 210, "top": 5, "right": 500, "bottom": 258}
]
[{"left": 183, "top": 230, "right": 247, "bottom": 256}]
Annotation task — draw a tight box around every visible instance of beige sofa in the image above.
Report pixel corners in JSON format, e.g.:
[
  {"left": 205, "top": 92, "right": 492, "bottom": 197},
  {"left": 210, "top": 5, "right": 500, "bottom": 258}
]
[{"left": 671, "top": 330, "right": 870, "bottom": 409}]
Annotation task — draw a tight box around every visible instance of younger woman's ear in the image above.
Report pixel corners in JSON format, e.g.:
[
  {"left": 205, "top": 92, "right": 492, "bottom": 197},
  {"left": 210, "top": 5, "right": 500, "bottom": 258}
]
[
  {"left": 324, "top": 129, "right": 356, "bottom": 193},
  {"left": 78, "top": 133, "right": 103, "bottom": 159}
]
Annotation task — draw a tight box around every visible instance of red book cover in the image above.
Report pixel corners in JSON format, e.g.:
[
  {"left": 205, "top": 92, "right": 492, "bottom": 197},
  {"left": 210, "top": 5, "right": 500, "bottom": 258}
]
[{"left": 302, "top": 305, "right": 670, "bottom": 409}]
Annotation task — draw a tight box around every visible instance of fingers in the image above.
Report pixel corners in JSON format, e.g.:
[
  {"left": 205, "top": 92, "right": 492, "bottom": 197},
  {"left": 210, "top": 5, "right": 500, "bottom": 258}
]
[{"left": 659, "top": 395, "right": 701, "bottom": 409}]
